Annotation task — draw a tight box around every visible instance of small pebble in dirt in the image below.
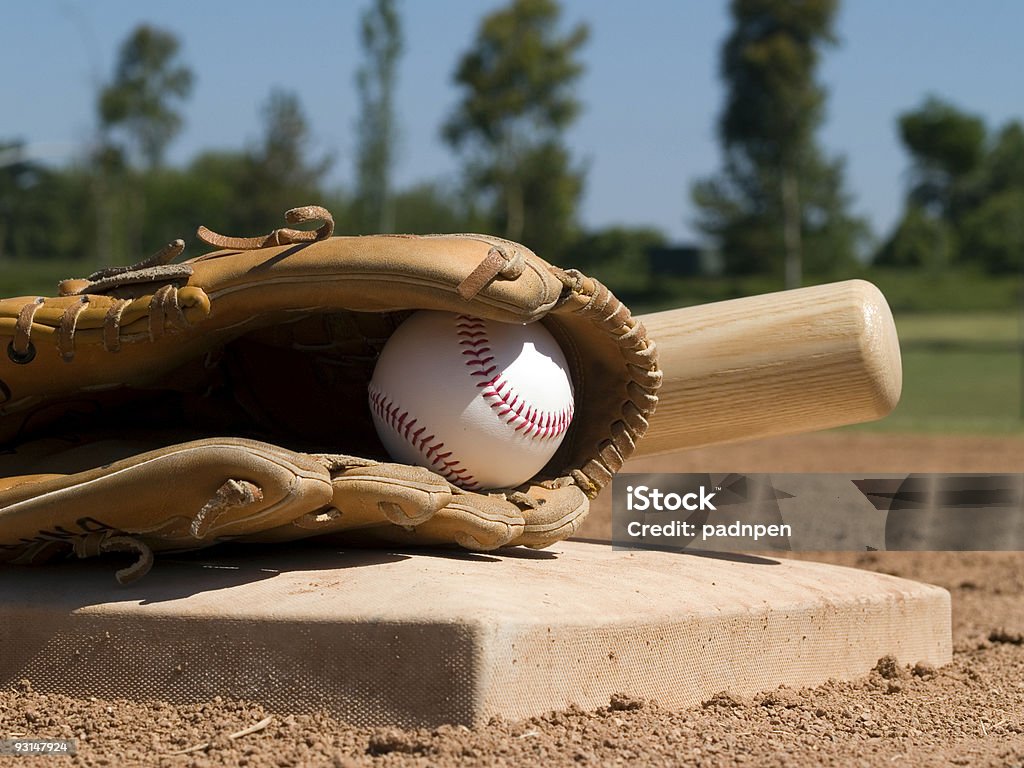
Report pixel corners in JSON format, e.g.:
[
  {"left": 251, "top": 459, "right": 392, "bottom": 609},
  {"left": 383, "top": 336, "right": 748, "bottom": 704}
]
[
  {"left": 912, "top": 662, "right": 937, "bottom": 678},
  {"left": 609, "top": 692, "right": 644, "bottom": 711},
  {"left": 873, "top": 655, "right": 906, "bottom": 680},
  {"left": 702, "top": 692, "right": 746, "bottom": 710},
  {"left": 367, "top": 727, "right": 422, "bottom": 755},
  {"left": 989, "top": 628, "right": 1024, "bottom": 645}
]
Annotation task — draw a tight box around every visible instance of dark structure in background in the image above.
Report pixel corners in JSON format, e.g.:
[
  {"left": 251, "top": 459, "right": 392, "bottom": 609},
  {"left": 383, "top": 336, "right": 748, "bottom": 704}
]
[{"left": 647, "top": 244, "right": 722, "bottom": 278}]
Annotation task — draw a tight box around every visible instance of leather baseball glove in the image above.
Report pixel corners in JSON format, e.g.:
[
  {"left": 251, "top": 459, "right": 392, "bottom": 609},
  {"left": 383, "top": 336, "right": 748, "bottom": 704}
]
[{"left": 0, "top": 206, "right": 660, "bottom": 582}]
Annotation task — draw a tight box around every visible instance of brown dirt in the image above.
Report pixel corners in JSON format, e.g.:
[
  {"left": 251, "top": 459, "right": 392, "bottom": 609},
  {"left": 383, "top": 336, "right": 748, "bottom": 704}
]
[{"left": 2, "top": 432, "right": 1023, "bottom": 767}]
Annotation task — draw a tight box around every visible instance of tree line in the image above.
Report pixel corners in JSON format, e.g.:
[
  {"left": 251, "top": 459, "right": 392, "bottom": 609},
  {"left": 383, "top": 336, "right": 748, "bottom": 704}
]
[{"left": 1, "top": 0, "right": 1021, "bottom": 296}]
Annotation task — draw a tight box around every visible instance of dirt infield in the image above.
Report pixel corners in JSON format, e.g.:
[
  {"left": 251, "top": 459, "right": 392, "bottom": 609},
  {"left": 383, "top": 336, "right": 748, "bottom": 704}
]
[{"left": 1, "top": 432, "right": 1022, "bottom": 767}]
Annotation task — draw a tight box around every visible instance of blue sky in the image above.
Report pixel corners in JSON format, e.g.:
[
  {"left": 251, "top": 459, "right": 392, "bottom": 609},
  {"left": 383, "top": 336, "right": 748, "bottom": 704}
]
[{"left": 2, "top": 1, "right": 1022, "bottom": 245}]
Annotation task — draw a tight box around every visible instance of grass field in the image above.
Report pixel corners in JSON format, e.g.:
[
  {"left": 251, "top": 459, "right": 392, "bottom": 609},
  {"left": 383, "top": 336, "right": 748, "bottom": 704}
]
[
  {"left": 852, "top": 311, "right": 1024, "bottom": 434},
  {"left": 0, "top": 259, "right": 89, "bottom": 297}
]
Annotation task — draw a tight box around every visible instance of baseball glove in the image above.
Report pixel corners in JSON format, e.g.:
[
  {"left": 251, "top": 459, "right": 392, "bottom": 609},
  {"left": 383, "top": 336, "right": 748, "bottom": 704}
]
[{"left": 0, "top": 206, "right": 661, "bottom": 582}]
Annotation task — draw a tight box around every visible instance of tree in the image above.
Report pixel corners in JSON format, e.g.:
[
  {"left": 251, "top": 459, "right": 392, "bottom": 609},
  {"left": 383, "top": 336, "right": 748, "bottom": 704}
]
[
  {"left": 95, "top": 25, "right": 193, "bottom": 265},
  {"left": 239, "top": 89, "right": 334, "bottom": 236},
  {"left": 0, "top": 140, "right": 39, "bottom": 260},
  {"left": 897, "top": 96, "right": 985, "bottom": 223},
  {"left": 0, "top": 140, "right": 92, "bottom": 261},
  {"left": 692, "top": 156, "right": 782, "bottom": 276},
  {"left": 874, "top": 204, "right": 954, "bottom": 270},
  {"left": 900, "top": 98, "right": 986, "bottom": 179},
  {"left": 99, "top": 25, "right": 194, "bottom": 169},
  {"left": 209, "top": 89, "right": 329, "bottom": 237},
  {"left": 959, "top": 189, "right": 1024, "bottom": 274},
  {"left": 798, "top": 151, "right": 871, "bottom": 275},
  {"left": 443, "top": 0, "right": 588, "bottom": 256},
  {"left": 565, "top": 225, "right": 667, "bottom": 297},
  {"left": 959, "top": 121, "right": 1024, "bottom": 274},
  {"left": 258, "top": 89, "right": 330, "bottom": 190},
  {"left": 984, "top": 122, "right": 1024, "bottom": 196},
  {"left": 692, "top": 0, "right": 864, "bottom": 285},
  {"left": 133, "top": 90, "right": 335, "bottom": 247},
  {"left": 881, "top": 97, "right": 1024, "bottom": 274},
  {"left": 354, "top": 0, "right": 403, "bottom": 233},
  {"left": 390, "top": 181, "right": 480, "bottom": 234},
  {"left": 136, "top": 151, "right": 250, "bottom": 251}
]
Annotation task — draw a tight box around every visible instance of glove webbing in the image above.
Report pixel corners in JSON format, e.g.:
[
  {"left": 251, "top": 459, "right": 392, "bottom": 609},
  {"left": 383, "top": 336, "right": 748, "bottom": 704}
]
[{"left": 556, "top": 269, "right": 661, "bottom": 498}]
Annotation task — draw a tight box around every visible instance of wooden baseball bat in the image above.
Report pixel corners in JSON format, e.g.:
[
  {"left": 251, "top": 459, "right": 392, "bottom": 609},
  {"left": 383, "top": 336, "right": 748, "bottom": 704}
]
[{"left": 632, "top": 279, "right": 902, "bottom": 456}]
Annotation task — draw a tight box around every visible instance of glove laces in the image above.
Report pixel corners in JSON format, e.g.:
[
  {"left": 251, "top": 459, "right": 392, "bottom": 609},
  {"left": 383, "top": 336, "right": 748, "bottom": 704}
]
[{"left": 7, "top": 206, "right": 334, "bottom": 365}]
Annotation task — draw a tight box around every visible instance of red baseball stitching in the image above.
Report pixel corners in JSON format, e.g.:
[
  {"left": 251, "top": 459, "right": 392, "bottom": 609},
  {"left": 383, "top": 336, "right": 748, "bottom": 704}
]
[
  {"left": 369, "top": 315, "right": 572, "bottom": 491},
  {"left": 368, "top": 384, "right": 481, "bottom": 491},
  {"left": 456, "top": 315, "right": 574, "bottom": 440}
]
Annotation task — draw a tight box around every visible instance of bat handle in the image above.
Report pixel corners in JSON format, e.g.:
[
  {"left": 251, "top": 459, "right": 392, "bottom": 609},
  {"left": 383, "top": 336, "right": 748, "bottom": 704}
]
[{"left": 633, "top": 280, "right": 902, "bottom": 456}]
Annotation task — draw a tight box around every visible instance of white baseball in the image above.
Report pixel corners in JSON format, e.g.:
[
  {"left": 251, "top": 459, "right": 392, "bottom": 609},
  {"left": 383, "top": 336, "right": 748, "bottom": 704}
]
[{"left": 368, "top": 310, "right": 575, "bottom": 491}]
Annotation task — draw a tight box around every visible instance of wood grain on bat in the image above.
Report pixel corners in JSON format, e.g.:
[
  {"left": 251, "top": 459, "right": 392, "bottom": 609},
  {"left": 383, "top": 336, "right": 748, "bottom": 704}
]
[{"left": 633, "top": 280, "right": 902, "bottom": 456}]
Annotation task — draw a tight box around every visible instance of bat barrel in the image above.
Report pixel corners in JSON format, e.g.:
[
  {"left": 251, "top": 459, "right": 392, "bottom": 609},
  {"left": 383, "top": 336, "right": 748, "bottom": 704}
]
[{"left": 633, "top": 280, "right": 902, "bottom": 457}]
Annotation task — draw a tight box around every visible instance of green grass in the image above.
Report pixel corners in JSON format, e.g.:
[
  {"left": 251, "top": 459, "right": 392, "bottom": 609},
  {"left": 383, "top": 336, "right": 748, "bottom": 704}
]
[
  {"left": 894, "top": 312, "right": 1021, "bottom": 345},
  {"left": 851, "top": 310, "right": 1024, "bottom": 434},
  {"left": 0, "top": 259, "right": 90, "bottom": 297},
  {"left": 857, "top": 268, "right": 1023, "bottom": 313},
  {"left": 626, "top": 267, "right": 1023, "bottom": 315},
  {"left": 868, "top": 348, "right": 1024, "bottom": 433}
]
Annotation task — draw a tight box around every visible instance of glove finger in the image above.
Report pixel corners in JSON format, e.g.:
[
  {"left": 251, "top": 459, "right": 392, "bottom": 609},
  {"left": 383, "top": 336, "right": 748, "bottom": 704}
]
[
  {"left": 328, "top": 463, "right": 454, "bottom": 528},
  {"left": 246, "top": 462, "right": 453, "bottom": 541},
  {"left": 510, "top": 484, "right": 590, "bottom": 548},
  {"left": 340, "top": 492, "right": 526, "bottom": 551},
  {"left": 0, "top": 438, "right": 334, "bottom": 579},
  {"left": 412, "top": 494, "right": 527, "bottom": 550}
]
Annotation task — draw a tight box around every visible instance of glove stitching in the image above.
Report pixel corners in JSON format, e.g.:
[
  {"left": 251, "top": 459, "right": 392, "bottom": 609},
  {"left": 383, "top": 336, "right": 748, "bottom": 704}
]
[
  {"left": 103, "top": 299, "right": 132, "bottom": 353},
  {"left": 9, "top": 297, "right": 44, "bottom": 363},
  {"left": 148, "top": 284, "right": 188, "bottom": 341},
  {"left": 9, "top": 285, "right": 201, "bottom": 364},
  {"left": 560, "top": 276, "right": 661, "bottom": 497},
  {"left": 56, "top": 297, "right": 89, "bottom": 363}
]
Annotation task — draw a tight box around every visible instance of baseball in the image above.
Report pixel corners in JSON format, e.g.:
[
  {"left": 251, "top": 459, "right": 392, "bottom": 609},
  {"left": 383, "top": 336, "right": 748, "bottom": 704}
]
[{"left": 368, "top": 310, "right": 575, "bottom": 491}]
